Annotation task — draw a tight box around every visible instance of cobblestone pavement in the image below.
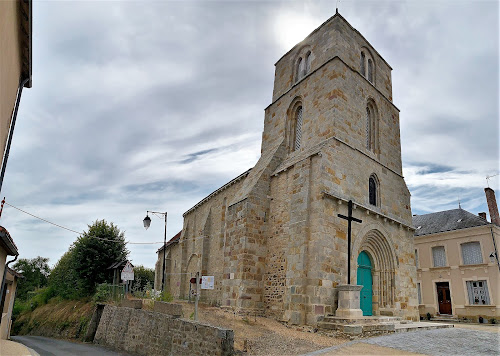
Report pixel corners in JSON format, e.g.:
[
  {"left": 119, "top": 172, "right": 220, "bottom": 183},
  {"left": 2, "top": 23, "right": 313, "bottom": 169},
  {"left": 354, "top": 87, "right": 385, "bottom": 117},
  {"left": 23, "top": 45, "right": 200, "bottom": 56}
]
[{"left": 362, "top": 328, "right": 499, "bottom": 356}]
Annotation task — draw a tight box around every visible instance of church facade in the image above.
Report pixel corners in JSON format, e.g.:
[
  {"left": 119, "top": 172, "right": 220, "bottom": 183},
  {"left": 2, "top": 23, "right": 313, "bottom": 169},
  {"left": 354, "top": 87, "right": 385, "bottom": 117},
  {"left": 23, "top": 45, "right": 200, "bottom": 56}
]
[{"left": 155, "top": 12, "right": 418, "bottom": 325}]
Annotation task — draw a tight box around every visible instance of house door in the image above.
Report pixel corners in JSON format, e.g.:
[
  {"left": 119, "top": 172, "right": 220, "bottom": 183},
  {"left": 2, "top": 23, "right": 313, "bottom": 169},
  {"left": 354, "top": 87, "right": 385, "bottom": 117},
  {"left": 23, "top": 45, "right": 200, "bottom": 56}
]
[
  {"left": 357, "top": 251, "right": 373, "bottom": 316},
  {"left": 436, "top": 282, "right": 452, "bottom": 315}
]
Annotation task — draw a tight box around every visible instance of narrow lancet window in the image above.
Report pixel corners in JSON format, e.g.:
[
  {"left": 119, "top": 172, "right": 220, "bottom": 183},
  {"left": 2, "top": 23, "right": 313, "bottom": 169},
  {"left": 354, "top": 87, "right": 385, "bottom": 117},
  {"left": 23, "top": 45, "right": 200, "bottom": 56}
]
[
  {"left": 296, "top": 58, "right": 303, "bottom": 82},
  {"left": 368, "top": 59, "right": 373, "bottom": 83},
  {"left": 369, "top": 176, "right": 377, "bottom": 206},
  {"left": 305, "top": 52, "right": 312, "bottom": 74},
  {"left": 360, "top": 52, "right": 366, "bottom": 76},
  {"left": 294, "top": 106, "right": 303, "bottom": 151}
]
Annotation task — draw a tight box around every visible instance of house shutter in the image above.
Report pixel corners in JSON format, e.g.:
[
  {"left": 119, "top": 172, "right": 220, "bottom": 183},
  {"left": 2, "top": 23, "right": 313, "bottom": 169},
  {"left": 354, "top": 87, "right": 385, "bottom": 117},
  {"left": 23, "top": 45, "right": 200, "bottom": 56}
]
[
  {"left": 432, "top": 246, "right": 447, "bottom": 267},
  {"left": 417, "top": 282, "right": 422, "bottom": 304},
  {"left": 461, "top": 242, "right": 483, "bottom": 265}
]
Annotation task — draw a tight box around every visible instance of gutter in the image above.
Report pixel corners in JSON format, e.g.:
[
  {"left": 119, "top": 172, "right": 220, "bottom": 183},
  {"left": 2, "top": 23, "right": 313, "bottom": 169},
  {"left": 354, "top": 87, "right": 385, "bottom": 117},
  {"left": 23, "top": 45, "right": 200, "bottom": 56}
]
[
  {"left": 0, "top": 77, "right": 30, "bottom": 194},
  {"left": 490, "top": 226, "right": 500, "bottom": 272}
]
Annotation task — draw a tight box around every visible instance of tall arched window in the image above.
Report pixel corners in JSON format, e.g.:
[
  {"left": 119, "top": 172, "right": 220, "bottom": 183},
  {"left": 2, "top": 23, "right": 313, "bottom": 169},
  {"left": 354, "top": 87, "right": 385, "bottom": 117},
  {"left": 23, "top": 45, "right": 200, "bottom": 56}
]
[
  {"left": 366, "top": 101, "right": 377, "bottom": 152},
  {"left": 360, "top": 52, "right": 366, "bottom": 76},
  {"left": 367, "top": 59, "right": 373, "bottom": 83},
  {"left": 369, "top": 175, "right": 378, "bottom": 206},
  {"left": 294, "top": 106, "right": 303, "bottom": 151}
]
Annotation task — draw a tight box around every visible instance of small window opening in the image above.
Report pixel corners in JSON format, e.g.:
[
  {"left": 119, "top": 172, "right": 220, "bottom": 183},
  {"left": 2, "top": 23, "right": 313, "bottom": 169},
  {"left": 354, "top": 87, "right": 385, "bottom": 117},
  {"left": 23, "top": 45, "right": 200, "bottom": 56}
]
[{"left": 369, "top": 176, "right": 377, "bottom": 206}]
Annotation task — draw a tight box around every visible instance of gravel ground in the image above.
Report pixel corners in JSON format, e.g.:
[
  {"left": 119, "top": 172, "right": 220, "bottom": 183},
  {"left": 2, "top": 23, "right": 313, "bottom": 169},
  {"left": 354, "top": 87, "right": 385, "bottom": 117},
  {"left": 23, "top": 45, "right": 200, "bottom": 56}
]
[{"left": 362, "top": 328, "right": 499, "bottom": 356}]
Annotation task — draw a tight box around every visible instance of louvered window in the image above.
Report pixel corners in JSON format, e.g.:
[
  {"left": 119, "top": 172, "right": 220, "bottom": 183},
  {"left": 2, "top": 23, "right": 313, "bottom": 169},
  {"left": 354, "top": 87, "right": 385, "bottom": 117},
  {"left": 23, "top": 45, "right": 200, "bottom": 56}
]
[
  {"left": 466, "top": 280, "right": 490, "bottom": 305},
  {"left": 294, "top": 107, "right": 303, "bottom": 151},
  {"left": 461, "top": 242, "right": 483, "bottom": 265},
  {"left": 366, "top": 106, "right": 373, "bottom": 150},
  {"left": 417, "top": 282, "right": 422, "bottom": 304},
  {"left": 432, "top": 246, "right": 447, "bottom": 267}
]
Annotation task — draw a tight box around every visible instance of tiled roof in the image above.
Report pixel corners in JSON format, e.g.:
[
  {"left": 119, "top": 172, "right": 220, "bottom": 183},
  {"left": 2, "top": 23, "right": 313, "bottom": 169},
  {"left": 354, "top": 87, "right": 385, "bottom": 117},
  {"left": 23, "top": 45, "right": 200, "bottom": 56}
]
[
  {"left": 157, "top": 230, "right": 181, "bottom": 253},
  {"left": 0, "top": 226, "right": 18, "bottom": 256},
  {"left": 413, "top": 208, "right": 490, "bottom": 237}
]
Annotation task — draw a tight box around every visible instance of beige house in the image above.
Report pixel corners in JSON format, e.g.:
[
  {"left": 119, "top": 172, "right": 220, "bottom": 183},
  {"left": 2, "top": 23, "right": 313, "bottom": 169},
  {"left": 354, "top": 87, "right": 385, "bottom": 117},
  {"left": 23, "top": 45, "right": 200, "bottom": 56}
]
[
  {"left": 0, "top": 0, "right": 32, "bottom": 192},
  {"left": 0, "top": 0, "right": 33, "bottom": 340},
  {"left": 0, "top": 227, "right": 20, "bottom": 339},
  {"left": 414, "top": 188, "right": 500, "bottom": 322},
  {"left": 155, "top": 11, "right": 419, "bottom": 326}
]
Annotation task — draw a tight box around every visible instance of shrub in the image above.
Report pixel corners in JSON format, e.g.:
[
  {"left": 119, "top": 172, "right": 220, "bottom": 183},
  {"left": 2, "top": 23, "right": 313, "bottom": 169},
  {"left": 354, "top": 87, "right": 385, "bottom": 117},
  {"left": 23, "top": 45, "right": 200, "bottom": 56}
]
[{"left": 490, "top": 318, "right": 496, "bottom": 324}]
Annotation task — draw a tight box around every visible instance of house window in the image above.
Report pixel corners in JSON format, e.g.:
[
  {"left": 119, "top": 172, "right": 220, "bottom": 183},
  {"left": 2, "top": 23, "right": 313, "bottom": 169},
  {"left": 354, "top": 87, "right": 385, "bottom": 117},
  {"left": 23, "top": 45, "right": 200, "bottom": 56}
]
[
  {"left": 294, "top": 106, "right": 303, "bottom": 151},
  {"left": 461, "top": 242, "right": 483, "bottom": 265},
  {"left": 417, "top": 282, "right": 422, "bottom": 304},
  {"left": 360, "top": 52, "right": 366, "bottom": 76},
  {"left": 415, "top": 249, "right": 419, "bottom": 268},
  {"left": 432, "top": 246, "right": 447, "bottom": 267},
  {"left": 466, "top": 280, "right": 490, "bottom": 305},
  {"left": 369, "top": 175, "right": 377, "bottom": 206}
]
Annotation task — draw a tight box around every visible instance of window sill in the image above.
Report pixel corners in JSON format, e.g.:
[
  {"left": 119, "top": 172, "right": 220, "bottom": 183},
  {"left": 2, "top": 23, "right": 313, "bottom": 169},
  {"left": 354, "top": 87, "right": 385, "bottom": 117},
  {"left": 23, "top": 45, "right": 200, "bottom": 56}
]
[
  {"left": 464, "top": 305, "right": 495, "bottom": 308},
  {"left": 459, "top": 263, "right": 488, "bottom": 268},
  {"left": 429, "top": 266, "right": 451, "bottom": 270}
]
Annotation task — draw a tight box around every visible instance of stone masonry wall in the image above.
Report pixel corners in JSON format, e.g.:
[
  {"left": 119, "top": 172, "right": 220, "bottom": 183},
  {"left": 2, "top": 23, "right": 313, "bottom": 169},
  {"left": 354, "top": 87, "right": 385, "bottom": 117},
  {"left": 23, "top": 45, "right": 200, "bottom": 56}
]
[{"left": 94, "top": 305, "right": 234, "bottom": 356}]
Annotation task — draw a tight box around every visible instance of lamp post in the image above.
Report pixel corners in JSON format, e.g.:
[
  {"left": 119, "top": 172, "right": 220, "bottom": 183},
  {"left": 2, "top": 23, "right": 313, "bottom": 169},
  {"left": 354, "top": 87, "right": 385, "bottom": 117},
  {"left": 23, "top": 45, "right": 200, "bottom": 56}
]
[{"left": 143, "top": 211, "right": 167, "bottom": 292}]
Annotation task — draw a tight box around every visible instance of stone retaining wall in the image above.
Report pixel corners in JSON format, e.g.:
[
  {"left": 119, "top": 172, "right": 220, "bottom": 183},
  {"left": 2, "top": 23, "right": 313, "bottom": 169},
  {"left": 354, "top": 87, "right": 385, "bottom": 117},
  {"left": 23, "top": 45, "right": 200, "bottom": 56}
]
[{"left": 94, "top": 305, "right": 234, "bottom": 356}]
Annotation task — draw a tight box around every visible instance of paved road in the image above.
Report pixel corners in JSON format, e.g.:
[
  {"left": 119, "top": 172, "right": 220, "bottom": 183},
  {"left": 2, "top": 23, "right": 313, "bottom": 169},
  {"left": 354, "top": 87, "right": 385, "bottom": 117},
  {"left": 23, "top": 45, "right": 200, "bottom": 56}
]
[
  {"left": 305, "top": 327, "right": 500, "bottom": 356},
  {"left": 12, "top": 336, "right": 130, "bottom": 356}
]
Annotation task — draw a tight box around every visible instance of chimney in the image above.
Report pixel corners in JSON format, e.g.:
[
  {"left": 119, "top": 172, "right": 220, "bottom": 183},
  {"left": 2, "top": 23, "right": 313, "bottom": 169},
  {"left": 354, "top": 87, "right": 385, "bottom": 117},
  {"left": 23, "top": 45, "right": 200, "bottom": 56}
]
[
  {"left": 485, "top": 187, "right": 500, "bottom": 226},
  {"left": 478, "top": 212, "right": 487, "bottom": 220}
]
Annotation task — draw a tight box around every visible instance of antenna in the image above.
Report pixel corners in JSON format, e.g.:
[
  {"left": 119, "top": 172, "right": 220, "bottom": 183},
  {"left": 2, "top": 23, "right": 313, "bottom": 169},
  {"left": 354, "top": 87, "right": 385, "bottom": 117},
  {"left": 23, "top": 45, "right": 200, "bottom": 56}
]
[
  {"left": 458, "top": 195, "right": 461, "bottom": 209},
  {"left": 486, "top": 173, "right": 499, "bottom": 188},
  {"left": 336, "top": 0, "right": 341, "bottom": 13}
]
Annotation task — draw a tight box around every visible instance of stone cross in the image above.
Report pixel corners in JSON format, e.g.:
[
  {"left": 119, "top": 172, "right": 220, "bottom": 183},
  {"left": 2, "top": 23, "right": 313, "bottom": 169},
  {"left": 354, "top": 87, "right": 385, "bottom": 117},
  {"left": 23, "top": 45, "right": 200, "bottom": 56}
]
[{"left": 338, "top": 200, "right": 362, "bottom": 284}]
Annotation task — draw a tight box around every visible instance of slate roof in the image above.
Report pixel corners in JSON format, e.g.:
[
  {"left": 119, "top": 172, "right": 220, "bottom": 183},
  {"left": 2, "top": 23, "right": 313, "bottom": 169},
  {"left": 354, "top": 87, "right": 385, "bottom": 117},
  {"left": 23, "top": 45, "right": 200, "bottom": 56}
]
[{"left": 413, "top": 208, "right": 491, "bottom": 237}]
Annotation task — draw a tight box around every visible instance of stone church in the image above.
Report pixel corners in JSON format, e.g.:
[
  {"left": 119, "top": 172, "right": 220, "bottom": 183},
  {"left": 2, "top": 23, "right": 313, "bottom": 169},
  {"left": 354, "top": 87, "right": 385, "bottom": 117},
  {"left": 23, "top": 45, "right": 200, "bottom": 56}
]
[{"left": 155, "top": 11, "right": 418, "bottom": 325}]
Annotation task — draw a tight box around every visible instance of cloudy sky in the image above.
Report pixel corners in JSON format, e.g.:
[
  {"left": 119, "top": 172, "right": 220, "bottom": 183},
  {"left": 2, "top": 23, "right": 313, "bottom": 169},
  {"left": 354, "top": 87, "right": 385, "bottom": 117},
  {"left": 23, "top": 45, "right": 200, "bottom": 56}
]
[{"left": 1, "top": 0, "right": 498, "bottom": 269}]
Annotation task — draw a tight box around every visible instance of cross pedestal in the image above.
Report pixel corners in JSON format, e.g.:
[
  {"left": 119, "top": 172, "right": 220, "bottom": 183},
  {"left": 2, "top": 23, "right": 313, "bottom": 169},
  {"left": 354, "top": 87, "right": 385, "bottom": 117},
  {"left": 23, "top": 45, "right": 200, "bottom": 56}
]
[{"left": 335, "top": 284, "right": 363, "bottom": 318}]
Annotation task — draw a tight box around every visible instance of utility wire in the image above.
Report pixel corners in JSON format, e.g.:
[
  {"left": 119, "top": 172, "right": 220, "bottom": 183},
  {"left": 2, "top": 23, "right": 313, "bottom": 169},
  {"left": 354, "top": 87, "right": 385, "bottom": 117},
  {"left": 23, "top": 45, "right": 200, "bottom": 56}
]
[{"left": 3, "top": 201, "right": 164, "bottom": 245}]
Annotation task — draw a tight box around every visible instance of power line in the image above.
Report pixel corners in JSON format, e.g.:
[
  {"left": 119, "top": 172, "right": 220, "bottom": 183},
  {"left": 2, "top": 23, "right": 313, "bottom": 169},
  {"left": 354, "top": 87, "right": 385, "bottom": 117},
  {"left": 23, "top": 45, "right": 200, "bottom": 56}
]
[{"left": 3, "top": 201, "right": 164, "bottom": 245}]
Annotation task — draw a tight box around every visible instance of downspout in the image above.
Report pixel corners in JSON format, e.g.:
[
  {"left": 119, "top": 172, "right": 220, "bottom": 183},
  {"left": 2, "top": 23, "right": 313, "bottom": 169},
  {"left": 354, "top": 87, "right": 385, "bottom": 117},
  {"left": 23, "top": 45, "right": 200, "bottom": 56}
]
[
  {"left": 490, "top": 226, "right": 500, "bottom": 272},
  {"left": 0, "top": 255, "right": 18, "bottom": 315},
  {"left": 0, "top": 77, "right": 30, "bottom": 194}
]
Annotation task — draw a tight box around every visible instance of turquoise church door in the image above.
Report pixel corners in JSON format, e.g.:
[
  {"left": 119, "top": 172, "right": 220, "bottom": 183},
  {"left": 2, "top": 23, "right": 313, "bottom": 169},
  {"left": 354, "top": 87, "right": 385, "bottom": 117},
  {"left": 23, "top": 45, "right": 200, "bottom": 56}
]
[{"left": 357, "top": 251, "right": 373, "bottom": 316}]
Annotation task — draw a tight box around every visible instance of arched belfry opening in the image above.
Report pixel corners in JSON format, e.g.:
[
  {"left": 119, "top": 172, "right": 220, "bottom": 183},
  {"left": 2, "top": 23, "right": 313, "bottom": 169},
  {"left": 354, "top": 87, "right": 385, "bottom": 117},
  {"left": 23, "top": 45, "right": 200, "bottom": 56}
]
[{"left": 357, "top": 230, "right": 396, "bottom": 315}]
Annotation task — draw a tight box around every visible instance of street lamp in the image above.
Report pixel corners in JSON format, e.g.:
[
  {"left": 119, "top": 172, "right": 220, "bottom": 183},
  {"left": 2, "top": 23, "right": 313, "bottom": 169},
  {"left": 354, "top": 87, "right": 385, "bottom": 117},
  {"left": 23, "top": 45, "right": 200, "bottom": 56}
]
[{"left": 143, "top": 211, "right": 167, "bottom": 291}]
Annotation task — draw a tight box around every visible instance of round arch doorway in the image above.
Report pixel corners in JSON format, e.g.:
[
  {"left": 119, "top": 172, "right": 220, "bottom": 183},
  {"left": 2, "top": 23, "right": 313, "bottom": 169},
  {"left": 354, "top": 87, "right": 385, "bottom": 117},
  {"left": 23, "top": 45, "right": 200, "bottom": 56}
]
[{"left": 357, "top": 251, "right": 373, "bottom": 316}]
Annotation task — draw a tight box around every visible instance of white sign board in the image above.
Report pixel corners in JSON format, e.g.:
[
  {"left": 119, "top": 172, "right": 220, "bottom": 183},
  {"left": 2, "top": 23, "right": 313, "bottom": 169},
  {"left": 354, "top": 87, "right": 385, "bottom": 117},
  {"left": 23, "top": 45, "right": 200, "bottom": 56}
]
[
  {"left": 201, "top": 276, "right": 214, "bottom": 290},
  {"left": 121, "top": 262, "right": 134, "bottom": 281}
]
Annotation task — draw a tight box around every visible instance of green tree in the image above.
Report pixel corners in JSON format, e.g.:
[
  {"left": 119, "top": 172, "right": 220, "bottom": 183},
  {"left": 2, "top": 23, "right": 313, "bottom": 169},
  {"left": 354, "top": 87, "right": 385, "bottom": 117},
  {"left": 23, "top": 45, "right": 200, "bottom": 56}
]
[
  {"left": 49, "top": 249, "right": 83, "bottom": 299},
  {"left": 71, "top": 220, "right": 129, "bottom": 295},
  {"left": 131, "top": 265, "right": 155, "bottom": 292},
  {"left": 12, "top": 256, "right": 51, "bottom": 301}
]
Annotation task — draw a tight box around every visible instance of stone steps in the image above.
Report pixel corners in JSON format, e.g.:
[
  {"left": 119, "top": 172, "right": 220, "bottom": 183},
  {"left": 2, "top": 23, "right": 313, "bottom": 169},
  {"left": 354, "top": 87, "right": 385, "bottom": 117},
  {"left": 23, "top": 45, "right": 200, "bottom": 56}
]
[{"left": 395, "top": 322, "right": 454, "bottom": 333}]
